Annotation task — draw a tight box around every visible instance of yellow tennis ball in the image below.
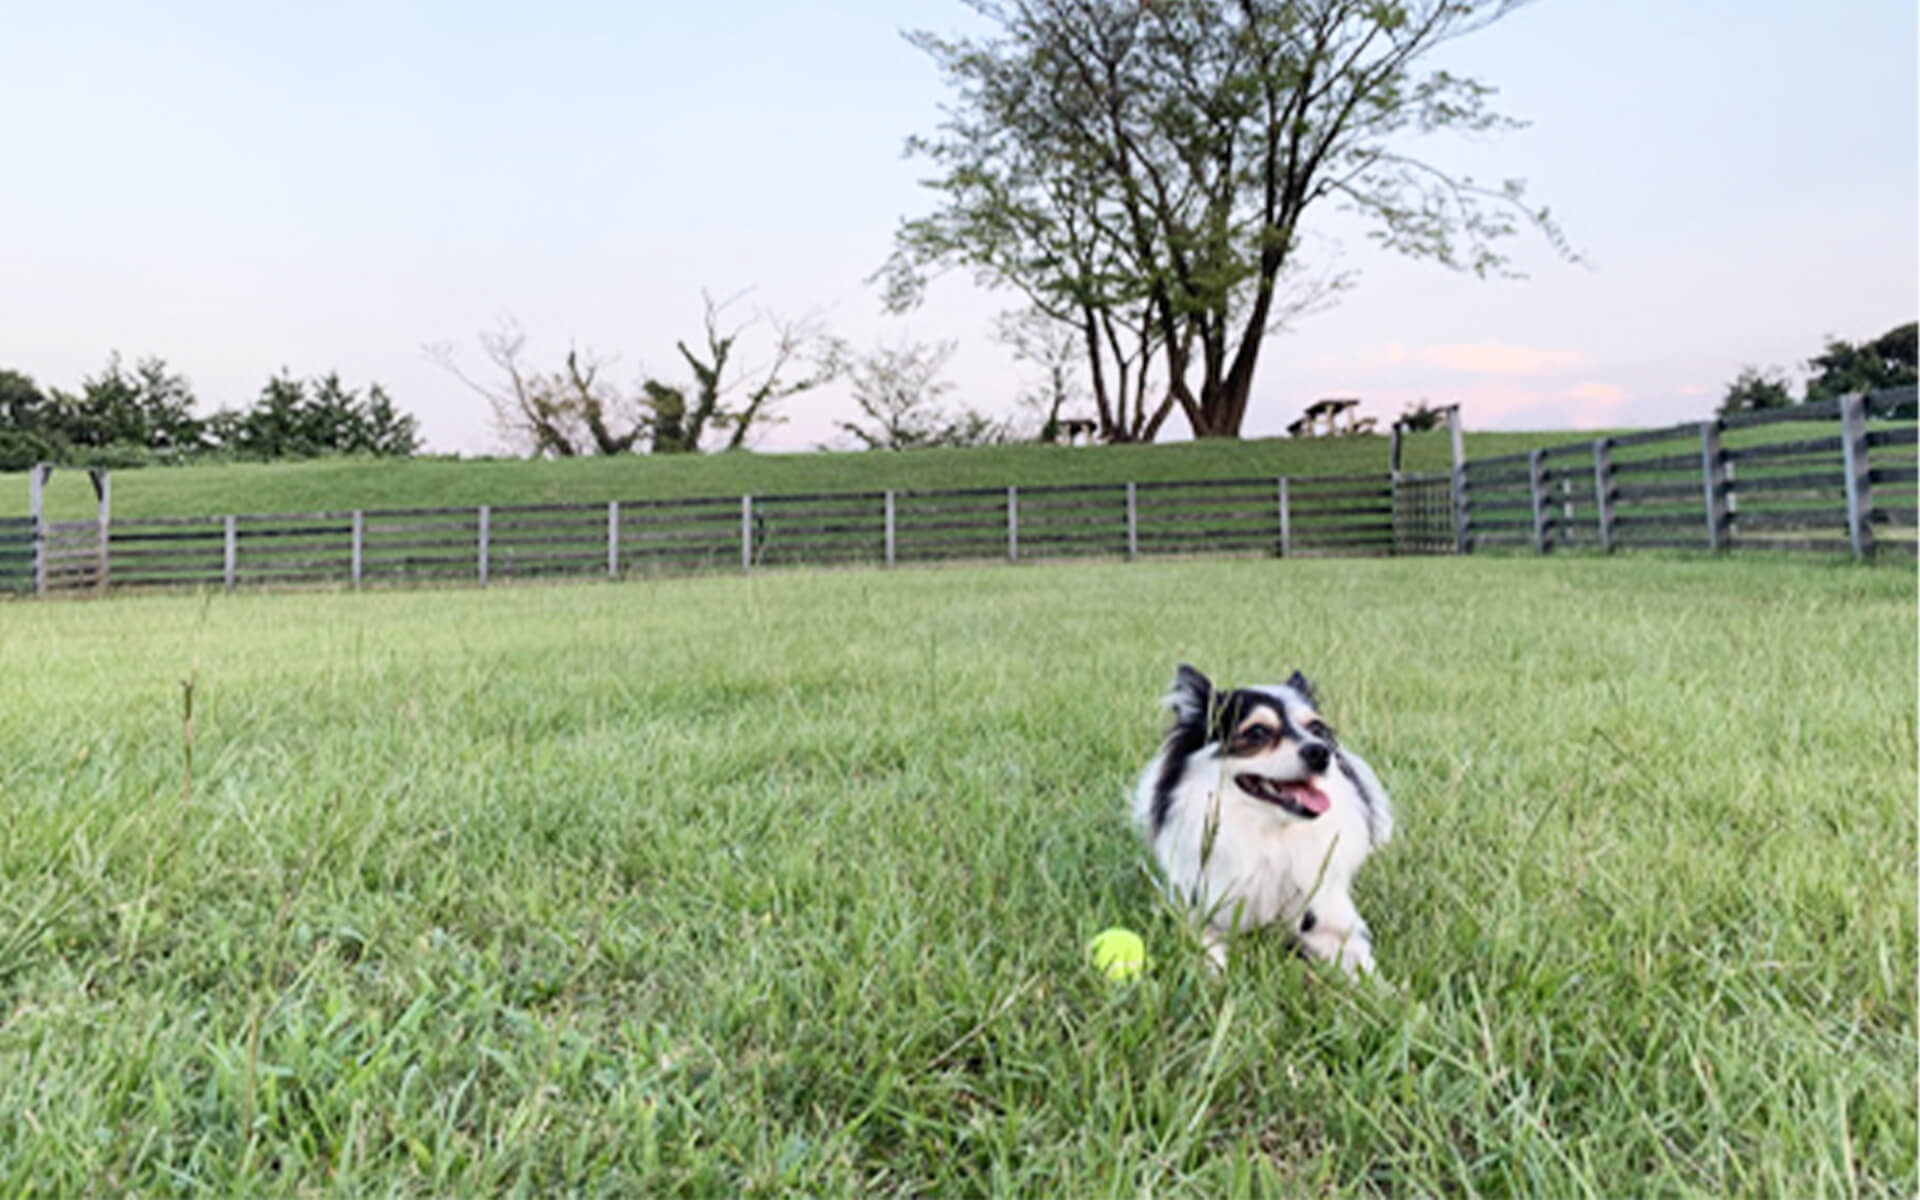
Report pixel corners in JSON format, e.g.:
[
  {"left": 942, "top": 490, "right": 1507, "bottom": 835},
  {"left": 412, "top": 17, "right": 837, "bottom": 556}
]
[{"left": 1088, "top": 927, "right": 1146, "bottom": 983}]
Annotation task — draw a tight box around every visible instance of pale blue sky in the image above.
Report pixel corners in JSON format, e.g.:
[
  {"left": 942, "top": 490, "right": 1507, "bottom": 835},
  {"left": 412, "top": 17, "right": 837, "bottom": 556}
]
[{"left": 3, "top": 0, "right": 1914, "bottom": 453}]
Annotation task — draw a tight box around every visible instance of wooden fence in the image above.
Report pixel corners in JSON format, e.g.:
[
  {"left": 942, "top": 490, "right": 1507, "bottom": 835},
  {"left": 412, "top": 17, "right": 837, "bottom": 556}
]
[
  {"left": 9, "top": 470, "right": 1455, "bottom": 596},
  {"left": 6, "top": 386, "right": 1910, "bottom": 598},
  {"left": 1458, "top": 388, "right": 1916, "bottom": 557}
]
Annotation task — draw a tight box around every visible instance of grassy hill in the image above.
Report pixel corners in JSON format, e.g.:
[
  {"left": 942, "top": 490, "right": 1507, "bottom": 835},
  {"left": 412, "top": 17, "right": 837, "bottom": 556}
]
[{"left": 12, "top": 429, "right": 1608, "bottom": 521}]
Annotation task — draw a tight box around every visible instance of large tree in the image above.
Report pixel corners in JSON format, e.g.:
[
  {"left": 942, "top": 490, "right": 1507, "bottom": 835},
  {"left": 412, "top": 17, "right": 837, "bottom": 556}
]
[
  {"left": 0, "top": 369, "right": 64, "bottom": 470},
  {"left": 0, "top": 368, "right": 48, "bottom": 431},
  {"left": 209, "top": 371, "right": 420, "bottom": 458},
  {"left": 885, "top": 0, "right": 1569, "bottom": 441},
  {"left": 1718, "top": 365, "right": 1794, "bottom": 416},
  {"left": 52, "top": 353, "right": 205, "bottom": 453},
  {"left": 1803, "top": 321, "right": 1917, "bottom": 406}
]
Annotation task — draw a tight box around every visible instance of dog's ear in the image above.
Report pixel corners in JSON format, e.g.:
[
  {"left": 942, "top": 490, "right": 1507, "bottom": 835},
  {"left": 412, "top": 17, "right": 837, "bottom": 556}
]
[
  {"left": 1165, "top": 664, "right": 1213, "bottom": 725},
  {"left": 1287, "top": 670, "right": 1319, "bottom": 706}
]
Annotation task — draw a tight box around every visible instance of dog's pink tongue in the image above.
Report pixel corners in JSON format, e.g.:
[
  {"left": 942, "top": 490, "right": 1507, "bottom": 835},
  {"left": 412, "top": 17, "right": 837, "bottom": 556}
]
[{"left": 1283, "top": 781, "right": 1331, "bottom": 815}]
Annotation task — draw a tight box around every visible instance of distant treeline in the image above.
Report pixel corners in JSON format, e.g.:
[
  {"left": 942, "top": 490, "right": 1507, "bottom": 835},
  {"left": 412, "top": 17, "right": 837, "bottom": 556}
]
[
  {"left": 1720, "top": 322, "right": 1917, "bottom": 415},
  {"left": 1, "top": 354, "right": 420, "bottom": 470}
]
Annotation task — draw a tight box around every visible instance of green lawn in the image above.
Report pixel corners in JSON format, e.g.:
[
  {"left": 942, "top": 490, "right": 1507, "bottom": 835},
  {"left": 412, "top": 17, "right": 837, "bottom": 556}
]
[
  {"left": 1, "top": 557, "right": 1913, "bottom": 1194},
  {"left": 12, "top": 429, "right": 1596, "bottom": 521}
]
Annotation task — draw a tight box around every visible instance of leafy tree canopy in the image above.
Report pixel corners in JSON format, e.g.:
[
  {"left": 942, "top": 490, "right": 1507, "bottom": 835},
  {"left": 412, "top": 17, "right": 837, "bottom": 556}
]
[
  {"left": 1718, "top": 366, "right": 1794, "bottom": 416},
  {"left": 885, "top": 0, "right": 1570, "bottom": 443},
  {"left": 1804, "top": 321, "right": 1917, "bottom": 405},
  {"left": 53, "top": 353, "right": 204, "bottom": 452},
  {"left": 209, "top": 372, "right": 420, "bottom": 459}
]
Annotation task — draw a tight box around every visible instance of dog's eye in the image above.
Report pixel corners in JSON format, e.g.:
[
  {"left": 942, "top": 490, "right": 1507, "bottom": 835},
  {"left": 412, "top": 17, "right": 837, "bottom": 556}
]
[
  {"left": 1239, "top": 725, "right": 1275, "bottom": 746},
  {"left": 1306, "top": 720, "right": 1332, "bottom": 740}
]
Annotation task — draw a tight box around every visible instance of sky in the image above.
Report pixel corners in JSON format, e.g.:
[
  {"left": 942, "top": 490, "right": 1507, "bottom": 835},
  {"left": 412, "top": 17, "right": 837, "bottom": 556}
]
[{"left": 2, "top": 0, "right": 1914, "bottom": 455}]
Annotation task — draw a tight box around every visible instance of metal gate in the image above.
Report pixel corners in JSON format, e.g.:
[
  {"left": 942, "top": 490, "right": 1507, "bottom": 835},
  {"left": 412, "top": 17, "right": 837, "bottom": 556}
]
[
  {"left": 42, "top": 519, "right": 106, "bottom": 592},
  {"left": 1392, "top": 473, "right": 1458, "bottom": 554},
  {"left": 0, "top": 517, "right": 32, "bottom": 593}
]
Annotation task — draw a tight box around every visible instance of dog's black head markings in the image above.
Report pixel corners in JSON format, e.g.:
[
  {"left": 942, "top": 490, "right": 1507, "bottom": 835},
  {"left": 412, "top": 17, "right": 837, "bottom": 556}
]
[{"left": 1151, "top": 663, "right": 1346, "bottom": 831}]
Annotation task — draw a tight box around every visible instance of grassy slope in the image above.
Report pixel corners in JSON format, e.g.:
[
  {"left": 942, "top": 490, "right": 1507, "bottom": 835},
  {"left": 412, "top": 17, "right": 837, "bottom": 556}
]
[
  {"left": 1, "top": 557, "right": 1912, "bottom": 1194},
  {"left": 11, "top": 430, "right": 1594, "bottom": 520}
]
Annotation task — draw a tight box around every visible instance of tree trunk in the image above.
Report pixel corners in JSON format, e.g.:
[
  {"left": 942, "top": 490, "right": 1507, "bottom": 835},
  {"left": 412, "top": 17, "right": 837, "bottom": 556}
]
[{"left": 1080, "top": 307, "right": 1119, "bottom": 442}]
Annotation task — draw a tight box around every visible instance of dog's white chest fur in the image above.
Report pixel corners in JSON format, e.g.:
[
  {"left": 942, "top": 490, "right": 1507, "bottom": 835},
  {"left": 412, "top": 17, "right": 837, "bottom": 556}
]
[{"left": 1131, "top": 666, "right": 1392, "bottom": 975}]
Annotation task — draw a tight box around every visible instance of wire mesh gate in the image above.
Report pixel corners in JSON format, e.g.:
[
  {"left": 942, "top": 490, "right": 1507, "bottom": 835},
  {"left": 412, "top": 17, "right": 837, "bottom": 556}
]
[{"left": 1391, "top": 472, "right": 1458, "bottom": 555}]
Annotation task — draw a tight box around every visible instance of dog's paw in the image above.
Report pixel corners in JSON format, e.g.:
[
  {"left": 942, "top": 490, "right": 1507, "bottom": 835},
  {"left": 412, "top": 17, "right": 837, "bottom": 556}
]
[
  {"left": 1299, "top": 916, "right": 1376, "bottom": 980},
  {"left": 1201, "top": 930, "right": 1230, "bottom": 974}
]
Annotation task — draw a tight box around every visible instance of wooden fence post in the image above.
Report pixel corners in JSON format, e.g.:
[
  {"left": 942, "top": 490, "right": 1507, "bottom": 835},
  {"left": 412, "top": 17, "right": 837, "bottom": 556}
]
[
  {"left": 1007, "top": 486, "right": 1019, "bottom": 562},
  {"left": 1528, "top": 449, "right": 1550, "bottom": 555},
  {"left": 29, "top": 463, "right": 46, "bottom": 597},
  {"left": 1699, "top": 421, "right": 1728, "bottom": 552},
  {"left": 1389, "top": 467, "right": 1407, "bottom": 556},
  {"left": 741, "top": 495, "right": 754, "bottom": 572},
  {"left": 1388, "top": 424, "right": 1405, "bottom": 555},
  {"left": 1125, "top": 482, "right": 1138, "bottom": 561},
  {"left": 352, "top": 509, "right": 365, "bottom": 589},
  {"left": 1592, "top": 438, "right": 1615, "bottom": 554},
  {"left": 223, "top": 515, "right": 238, "bottom": 590},
  {"left": 1276, "top": 476, "right": 1292, "bottom": 558},
  {"left": 92, "top": 469, "right": 110, "bottom": 593},
  {"left": 1446, "top": 406, "right": 1470, "bottom": 553},
  {"left": 605, "top": 501, "right": 619, "bottom": 579},
  {"left": 1840, "top": 392, "right": 1874, "bottom": 559},
  {"left": 477, "top": 505, "right": 491, "bottom": 584},
  {"left": 884, "top": 491, "right": 896, "bottom": 566}
]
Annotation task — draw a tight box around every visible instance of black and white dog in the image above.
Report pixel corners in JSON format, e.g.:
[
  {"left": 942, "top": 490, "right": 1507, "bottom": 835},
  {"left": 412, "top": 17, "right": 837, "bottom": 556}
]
[{"left": 1132, "top": 664, "right": 1392, "bottom": 976}]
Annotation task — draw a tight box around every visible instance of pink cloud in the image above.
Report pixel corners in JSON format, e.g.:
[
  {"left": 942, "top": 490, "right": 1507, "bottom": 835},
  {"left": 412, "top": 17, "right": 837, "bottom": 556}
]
[
  {"left": 1447, "top": 380, "right": 1630, "bottom": 431},
  {"left": 1455, "top": 386, "right": 1549, "bottom": 426},
  {"left": 1566, "top": 382, "right": 1628, "bottom": 430},
  {"left": 1417, "top": 343, "right": 1590, "bottom": 376}
]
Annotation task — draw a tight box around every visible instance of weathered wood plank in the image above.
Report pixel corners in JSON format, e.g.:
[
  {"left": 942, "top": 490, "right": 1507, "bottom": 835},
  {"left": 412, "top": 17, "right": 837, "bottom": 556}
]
[
  {"left": 1720, "top": 398, "right": 1842, "bottom": 429},
  {"left": 1721, "top": 435, "right": 1844, "bottom": 464}
]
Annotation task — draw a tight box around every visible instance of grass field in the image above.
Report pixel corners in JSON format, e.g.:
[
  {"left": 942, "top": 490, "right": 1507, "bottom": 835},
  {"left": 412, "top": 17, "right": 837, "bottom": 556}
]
[
  {"left": 2, "top": 556, "right": 1913, "bottom": 1194},
  {"left": 11, "top": 429, "right": 1587, "bottom": 521}
]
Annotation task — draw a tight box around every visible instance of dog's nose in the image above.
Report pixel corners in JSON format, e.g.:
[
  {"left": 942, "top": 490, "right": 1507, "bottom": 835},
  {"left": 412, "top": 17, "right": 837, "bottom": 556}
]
[{"left": 1299, "top": 742, "right": 1330, "bottom": 774}]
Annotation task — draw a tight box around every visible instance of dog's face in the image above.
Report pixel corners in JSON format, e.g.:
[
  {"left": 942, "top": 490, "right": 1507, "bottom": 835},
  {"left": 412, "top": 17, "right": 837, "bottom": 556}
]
[{"left": 1166, "top": 663, "right": 1338, "bottom": 822}]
